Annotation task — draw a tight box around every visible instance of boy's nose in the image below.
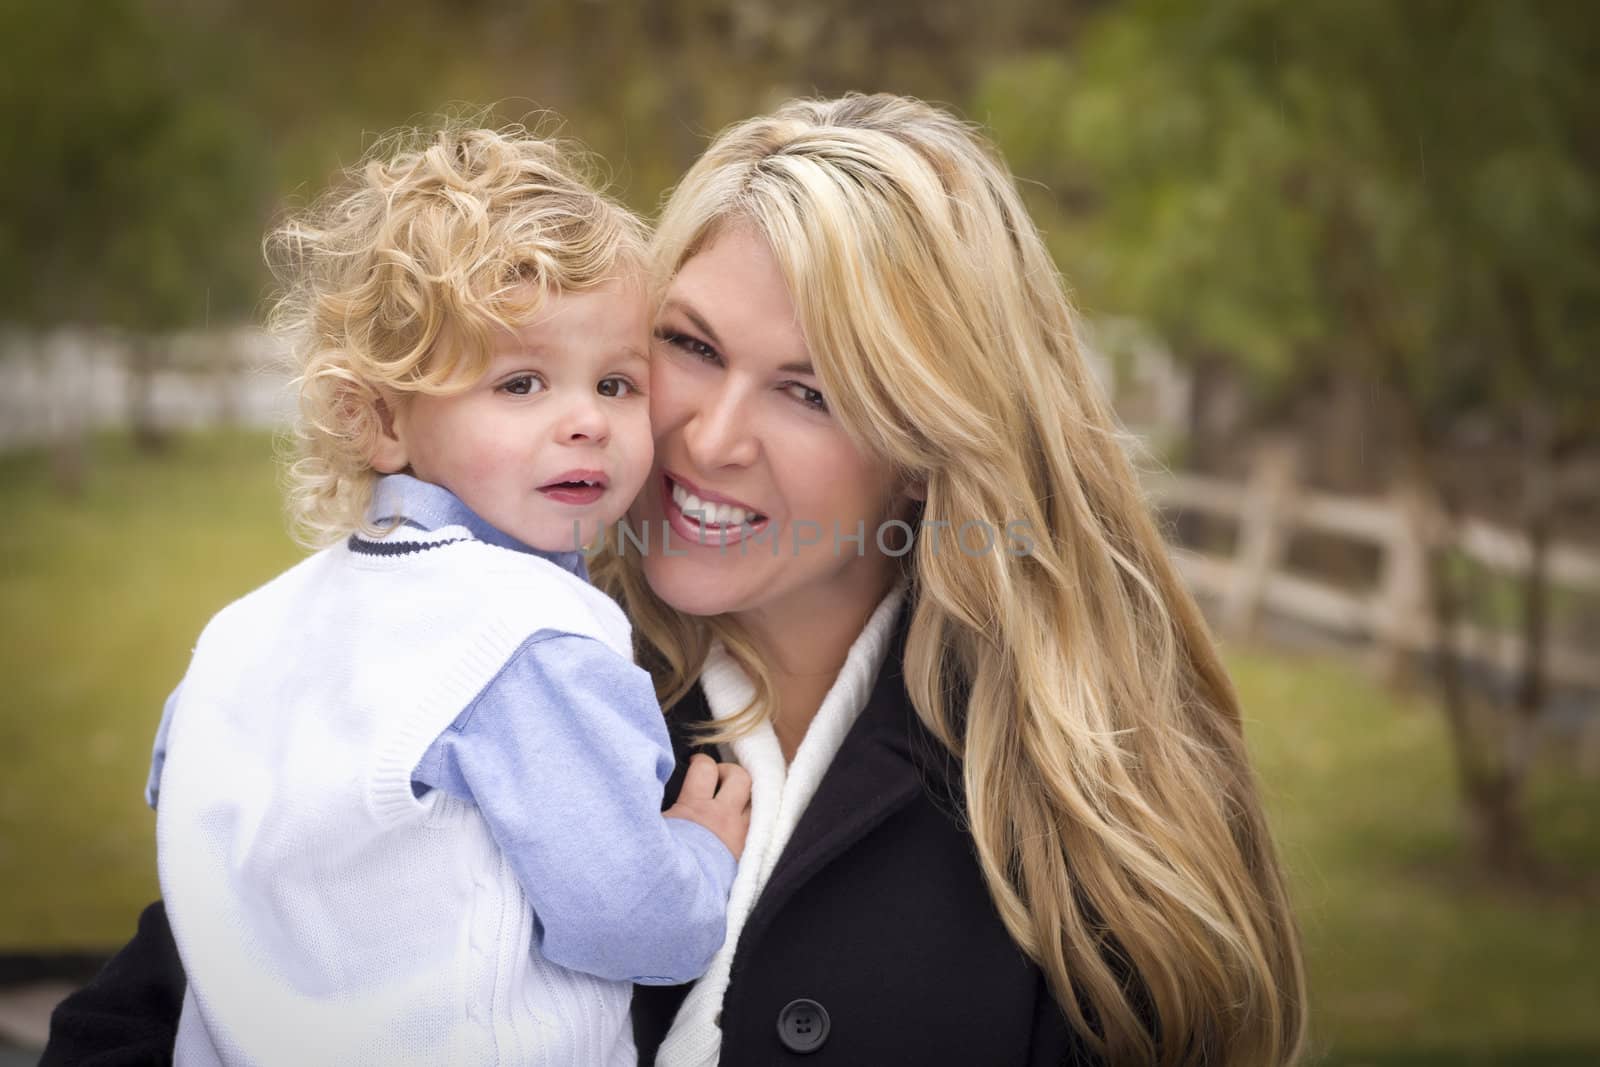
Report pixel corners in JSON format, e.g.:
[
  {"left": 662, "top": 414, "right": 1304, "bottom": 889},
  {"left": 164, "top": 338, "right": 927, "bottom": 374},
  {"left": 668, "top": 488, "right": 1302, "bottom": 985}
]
[{"left": 557, "top": 395, "right": 610, "bottom": 444}]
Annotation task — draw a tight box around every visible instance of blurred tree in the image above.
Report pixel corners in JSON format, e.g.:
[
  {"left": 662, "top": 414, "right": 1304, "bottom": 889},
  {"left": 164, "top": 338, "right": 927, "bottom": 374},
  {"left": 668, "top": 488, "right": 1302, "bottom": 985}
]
[
  {"left": 980, "top": 0, "right": 1600, "bottom": 877},
  {"left": 0, "top": 0, "right": 270, "bottom": 450},
  {"left": 441, "top": 0, "right": 1090, "bottom": 215},
  {"left": 2, "top": 0, "right": 1097, "bottom": 464}
]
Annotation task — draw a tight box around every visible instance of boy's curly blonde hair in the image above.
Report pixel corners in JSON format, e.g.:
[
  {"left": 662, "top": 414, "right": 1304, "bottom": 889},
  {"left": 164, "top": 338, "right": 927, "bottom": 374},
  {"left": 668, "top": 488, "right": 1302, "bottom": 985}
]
[{"left": 267, "top": 123, "right": 648, "bottom": 547}]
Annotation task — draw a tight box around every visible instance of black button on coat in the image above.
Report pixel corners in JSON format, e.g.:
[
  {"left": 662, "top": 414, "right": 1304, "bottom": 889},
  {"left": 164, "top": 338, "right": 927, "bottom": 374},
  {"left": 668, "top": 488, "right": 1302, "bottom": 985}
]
[{"left": 776, "top": 998, "right": 829, "bottom": 1053}]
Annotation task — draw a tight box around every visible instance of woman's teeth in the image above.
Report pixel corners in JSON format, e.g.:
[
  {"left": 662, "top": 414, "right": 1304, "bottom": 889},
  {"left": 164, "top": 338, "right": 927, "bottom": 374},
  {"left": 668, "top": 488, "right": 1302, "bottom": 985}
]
[{"left": 672, "top": 481, "right": 758, "bottom": 527}]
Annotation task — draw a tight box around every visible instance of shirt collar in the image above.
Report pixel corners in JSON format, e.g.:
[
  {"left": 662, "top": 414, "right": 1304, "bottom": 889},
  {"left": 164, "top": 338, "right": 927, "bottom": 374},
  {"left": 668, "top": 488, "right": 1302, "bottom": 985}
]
[{"left": 367, "top": 473, "right": 589, "bottom": 580}]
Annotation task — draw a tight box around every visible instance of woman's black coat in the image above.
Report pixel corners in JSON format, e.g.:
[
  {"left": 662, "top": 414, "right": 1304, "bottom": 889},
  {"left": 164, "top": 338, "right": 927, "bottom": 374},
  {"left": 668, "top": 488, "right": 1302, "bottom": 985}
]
[{"left": 45, "top": 605, "right": 1099, "bottom": 1065}]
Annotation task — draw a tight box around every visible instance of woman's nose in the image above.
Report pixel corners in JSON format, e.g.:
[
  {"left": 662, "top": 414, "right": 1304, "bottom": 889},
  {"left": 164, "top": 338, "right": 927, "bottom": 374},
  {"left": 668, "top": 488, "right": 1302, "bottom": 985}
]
[{"left": 684, "top": 387, "right": 758, "bottom": 469}]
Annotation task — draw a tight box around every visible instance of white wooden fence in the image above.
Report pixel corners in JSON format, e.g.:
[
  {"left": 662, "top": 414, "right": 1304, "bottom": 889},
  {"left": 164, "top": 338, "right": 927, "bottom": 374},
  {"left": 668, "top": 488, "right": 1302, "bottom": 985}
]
[
  {"left": 5, "top": 328, "right": 1595, "bottom": 704},
  {"left": 1147, "top": 438, "right": 1600, "bottom": 693},
  {"left": 0, "top": 328, "right": 293, "bottom": 448}
]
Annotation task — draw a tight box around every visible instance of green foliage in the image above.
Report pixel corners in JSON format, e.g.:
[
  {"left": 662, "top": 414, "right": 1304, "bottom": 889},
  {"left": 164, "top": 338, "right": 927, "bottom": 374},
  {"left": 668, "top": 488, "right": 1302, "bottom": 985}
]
[
  {"left": 1235, "top": 641, "right": 1600, "bottom": 1062},
  {"left": 983, "top": 40, "right": 1323, "bottom": 395},
  {"left": 3, "top": 0, "right": 1093, "bottom": 338},
  {"left": 0, "top": 0, "right": 271, "bottom": 331},
  {"left": 978, "top": 0, "right": 1600, "bottom": 445},
  {"left": 1235, "top": 643, "right": 1600, "bottom": 1062}
]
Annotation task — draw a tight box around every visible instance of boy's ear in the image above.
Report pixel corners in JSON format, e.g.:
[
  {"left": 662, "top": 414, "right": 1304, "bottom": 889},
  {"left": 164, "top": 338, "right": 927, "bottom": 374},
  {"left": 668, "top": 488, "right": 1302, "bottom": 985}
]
[{"left": 366, "top": 391, "right": 409, "bottom": 474}]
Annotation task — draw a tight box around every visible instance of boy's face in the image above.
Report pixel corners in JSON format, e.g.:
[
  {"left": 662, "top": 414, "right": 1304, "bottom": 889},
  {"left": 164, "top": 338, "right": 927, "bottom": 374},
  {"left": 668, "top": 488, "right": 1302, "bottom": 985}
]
[{"left": 373, "top": 278, "right": 653, "bottom": 552}]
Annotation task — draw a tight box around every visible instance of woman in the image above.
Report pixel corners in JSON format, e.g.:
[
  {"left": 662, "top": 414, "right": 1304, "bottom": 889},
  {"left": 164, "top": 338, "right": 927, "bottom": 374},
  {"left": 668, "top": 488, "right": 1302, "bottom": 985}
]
[{"left": 47, "top": 94, "right": 1305, "bottom": 1065}]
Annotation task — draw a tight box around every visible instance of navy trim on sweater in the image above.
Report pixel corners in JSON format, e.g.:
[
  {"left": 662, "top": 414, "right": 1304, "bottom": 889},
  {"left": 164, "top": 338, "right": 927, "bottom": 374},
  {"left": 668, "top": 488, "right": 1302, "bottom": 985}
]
[{"left": 346, "top": 534, "right": 470, "bottom": 557}]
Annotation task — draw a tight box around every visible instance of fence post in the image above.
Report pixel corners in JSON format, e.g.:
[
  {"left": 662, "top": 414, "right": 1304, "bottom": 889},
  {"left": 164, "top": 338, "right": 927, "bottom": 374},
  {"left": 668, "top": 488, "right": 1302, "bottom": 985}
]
[
  {"left": 214, "top": 331, "right": 242, "bottom": 427},
  {"left": 1372, "top": 478, "right": 1434, "bottom": 682},
  {"left": 1220, "top": 436, "right": 1298, "bottom": 639},
  {"left": 48, "top": 331, "right": 88, "bottom": 497}
]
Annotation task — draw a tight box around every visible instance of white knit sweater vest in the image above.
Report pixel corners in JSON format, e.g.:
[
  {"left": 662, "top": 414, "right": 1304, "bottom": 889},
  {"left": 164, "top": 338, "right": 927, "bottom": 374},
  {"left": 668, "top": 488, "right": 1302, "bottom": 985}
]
[
  {"left": 157, "top": 525, "right": 637, "bottom": 1066},
  {"left": 655, "top": 581, "right": 908, "bottom": 1065}
]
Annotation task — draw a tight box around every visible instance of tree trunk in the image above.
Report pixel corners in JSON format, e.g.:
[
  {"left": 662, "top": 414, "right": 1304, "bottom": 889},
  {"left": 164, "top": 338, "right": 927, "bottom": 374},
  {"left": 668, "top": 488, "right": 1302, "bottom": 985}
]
[
  {"left": 1466, "top": 774, "right": 1533, "bottom": 879},
  {"left": 1415, "top": 460, "right": 1534, "bottom": 878},
  {"left": 1513, "top": 413, "right": 1554, "bottom": 725},
  {"left": 1484, "top": 274, "right": 1559, "bottom": 881},
  {"left": 1484, "top": 406, "right": 1558, "bottom": 882},
  {"left": 1419, "top": 495, "right": 1483, "bottom": 795}
]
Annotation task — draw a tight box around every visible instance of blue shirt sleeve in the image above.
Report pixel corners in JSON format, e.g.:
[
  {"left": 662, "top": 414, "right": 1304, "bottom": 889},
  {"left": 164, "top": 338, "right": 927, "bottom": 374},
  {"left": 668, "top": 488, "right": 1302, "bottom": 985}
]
[{"left": 412, "top": 630, "right": 737, "bottom": 985}]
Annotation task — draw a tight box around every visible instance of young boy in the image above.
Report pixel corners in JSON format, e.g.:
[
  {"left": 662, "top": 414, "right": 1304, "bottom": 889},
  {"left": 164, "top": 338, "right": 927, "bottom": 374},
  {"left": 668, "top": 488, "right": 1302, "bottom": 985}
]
[{"left": 146, "top": 126, "right": 750, "bottom": 1065}]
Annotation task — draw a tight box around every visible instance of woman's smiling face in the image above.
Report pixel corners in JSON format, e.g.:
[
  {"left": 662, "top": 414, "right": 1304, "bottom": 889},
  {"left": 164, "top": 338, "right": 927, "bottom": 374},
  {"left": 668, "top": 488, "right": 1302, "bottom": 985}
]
[{"left": 631, "top": 224, "right": 909, "bottom": 626}]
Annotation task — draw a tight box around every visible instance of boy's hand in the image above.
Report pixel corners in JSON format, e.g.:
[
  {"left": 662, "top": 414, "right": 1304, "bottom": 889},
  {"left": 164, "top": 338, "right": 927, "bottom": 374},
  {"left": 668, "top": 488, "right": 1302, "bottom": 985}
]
[{"left": 665, "top": 754, "right": 752, "bottom": 860}]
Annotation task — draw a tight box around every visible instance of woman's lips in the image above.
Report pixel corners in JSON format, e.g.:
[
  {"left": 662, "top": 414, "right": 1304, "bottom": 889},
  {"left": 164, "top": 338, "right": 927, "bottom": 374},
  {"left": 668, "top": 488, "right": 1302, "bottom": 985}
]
[
  {"left": 662, "top": 473, "right": 770, "bottom": 547},
  {"left": 664, "top": 469, "right": 758, "bottom": 512}
]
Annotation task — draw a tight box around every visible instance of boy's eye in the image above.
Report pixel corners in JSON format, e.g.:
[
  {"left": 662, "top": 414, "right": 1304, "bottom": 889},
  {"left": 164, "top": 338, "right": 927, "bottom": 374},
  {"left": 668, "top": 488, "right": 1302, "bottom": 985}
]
[
  {"left": 597, "top": 376, "right": 637, "bottom": 398},
  {"left": 498, "top": 374, "right": 544, "bottom": 396}
]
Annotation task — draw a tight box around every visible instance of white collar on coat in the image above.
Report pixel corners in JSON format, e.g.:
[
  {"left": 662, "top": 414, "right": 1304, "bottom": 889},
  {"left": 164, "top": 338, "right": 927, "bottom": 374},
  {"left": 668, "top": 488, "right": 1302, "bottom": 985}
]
[{"left": 654, "top": 579, "right": 909, "bottom": 1066}]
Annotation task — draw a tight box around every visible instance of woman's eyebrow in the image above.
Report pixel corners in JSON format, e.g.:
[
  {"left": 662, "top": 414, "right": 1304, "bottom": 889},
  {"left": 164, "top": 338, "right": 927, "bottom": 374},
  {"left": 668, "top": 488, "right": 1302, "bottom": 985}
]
[
  {"left": 662, "top": 297, "right": 813, "bottom": 374},
  {"left": 660, "top": 299, "right": 723, "bottom": 350}
]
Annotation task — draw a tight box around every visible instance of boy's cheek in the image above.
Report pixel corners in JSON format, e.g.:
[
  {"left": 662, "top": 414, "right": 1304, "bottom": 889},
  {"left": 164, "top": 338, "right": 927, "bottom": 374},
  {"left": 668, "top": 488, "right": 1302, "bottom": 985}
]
[
  {"left": 624, "top": 415, "right": 649, "bottom": 463},
  {"left": 458, "top": 436, "right": 524, "bottom": 484},
  {"left": 622, "top": 410, "right": 656, "bottom": 478}
]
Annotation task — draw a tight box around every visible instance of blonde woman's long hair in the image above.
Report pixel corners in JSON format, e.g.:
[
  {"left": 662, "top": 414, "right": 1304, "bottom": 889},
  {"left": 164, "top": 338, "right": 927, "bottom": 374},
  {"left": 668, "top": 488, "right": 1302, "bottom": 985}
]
[{"left": 594, "top": 93, "right": 1305, "bottom": 1065}]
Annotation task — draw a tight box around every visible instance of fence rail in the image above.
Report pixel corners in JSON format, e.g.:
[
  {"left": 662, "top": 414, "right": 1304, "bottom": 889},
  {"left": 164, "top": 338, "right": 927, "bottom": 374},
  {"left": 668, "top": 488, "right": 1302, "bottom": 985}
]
[
  {"left": 6, "top": 330, "right": 1596, "bottom": 699},
  {"left": 1147, "top": 439, "right": 1600, "bottom": 693},
  {"left": 0, "top": 328, "right": 292, "bottom": 449}
]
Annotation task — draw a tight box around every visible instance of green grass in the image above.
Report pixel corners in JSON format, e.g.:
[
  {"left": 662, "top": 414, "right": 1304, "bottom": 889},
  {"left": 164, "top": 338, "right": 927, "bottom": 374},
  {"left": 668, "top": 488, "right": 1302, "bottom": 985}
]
[
  {"left": 1233, "top": 644, "right": 1600, "bottom": 1063},
  {"left": 0, "top": 430, "right": 305, "bottom": 947},
  {"left": 1, "top": 428, "right": 1596, "bottom": 1063}
]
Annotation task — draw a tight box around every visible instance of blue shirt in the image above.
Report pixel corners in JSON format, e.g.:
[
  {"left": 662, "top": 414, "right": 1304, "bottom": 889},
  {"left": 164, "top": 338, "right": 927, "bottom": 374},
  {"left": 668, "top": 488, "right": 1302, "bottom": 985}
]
[{"left": 147, "top": 474, "right": 737, "bottom": 984}]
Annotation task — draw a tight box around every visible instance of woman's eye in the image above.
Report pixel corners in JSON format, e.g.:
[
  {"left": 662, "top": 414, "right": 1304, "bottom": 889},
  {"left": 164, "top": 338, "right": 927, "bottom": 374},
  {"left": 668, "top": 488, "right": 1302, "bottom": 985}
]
[
  {"left": 655, "top": 329, "right": 720, "bottom": 365},
  {"left": 597, "top": 377, "right": 636, "bottom": 398},
  {"left": 497, "top": 374, "right": 544, "bottom": 396},
  {"left": 784, "top": 382, "right": 829, "bottom": 412}
]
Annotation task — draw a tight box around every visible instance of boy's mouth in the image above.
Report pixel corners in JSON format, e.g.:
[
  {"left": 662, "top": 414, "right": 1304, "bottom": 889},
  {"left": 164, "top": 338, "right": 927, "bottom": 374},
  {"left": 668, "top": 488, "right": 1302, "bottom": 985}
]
[{"left": 538, "top": 469, "right": 608, "bottom": 506}]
